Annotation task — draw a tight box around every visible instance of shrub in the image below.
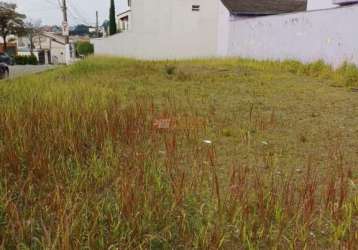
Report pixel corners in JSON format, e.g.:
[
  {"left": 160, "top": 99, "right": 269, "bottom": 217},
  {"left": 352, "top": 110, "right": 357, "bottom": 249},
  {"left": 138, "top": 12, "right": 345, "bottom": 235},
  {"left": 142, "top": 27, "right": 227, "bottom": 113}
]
[
  {"left": 14, "top": 54, "right": 38, "bottom": 65},
  {"left": 76, "top": 41, "right": 94, "bottom": 57},
  {"left": 27, "top": 54, "right": 38, "bottom": 65},
  {"left": 14, "top": 55, "right": 26, "bottom": 65},
  {"left": 164, "top": 65, "right": 176, "bottom": 75}
]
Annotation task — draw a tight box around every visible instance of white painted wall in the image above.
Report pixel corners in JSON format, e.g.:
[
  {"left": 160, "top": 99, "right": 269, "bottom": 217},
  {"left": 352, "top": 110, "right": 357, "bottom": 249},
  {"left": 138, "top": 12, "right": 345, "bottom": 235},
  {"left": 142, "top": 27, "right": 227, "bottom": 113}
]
[
  {"left": 307, "top": 0, "right": 336, "bottom": 10},
  {"left": 93, "top": 0, "right": 221, "bottom": 59},
  {"left": 226, "top": 5, "right": 358, "bottom": 68},
  {"left": 50, "top": 42, "right": 66, "bottom": 64},
  {"left": 216, "top": 2, "right": 230, "bottom": 56},
  {"left": 93, "top": 1, "right": 358, "bottom": 68}
]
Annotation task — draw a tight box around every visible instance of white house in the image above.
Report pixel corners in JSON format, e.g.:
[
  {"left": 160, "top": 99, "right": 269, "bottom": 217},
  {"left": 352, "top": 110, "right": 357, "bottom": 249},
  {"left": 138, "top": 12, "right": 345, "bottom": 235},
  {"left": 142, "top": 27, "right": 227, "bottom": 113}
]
[
  {"left": 117, "top": 10, "right": 132, "bottom": 32},
  {"left": 94, "top": 0, "right": 229, "bottom": 59},
  {"left": 93, "top": 0, "right": 358, "bottom": 67},
  {"left": 18, "top": 32, "right": 75, "bottom": 64}
]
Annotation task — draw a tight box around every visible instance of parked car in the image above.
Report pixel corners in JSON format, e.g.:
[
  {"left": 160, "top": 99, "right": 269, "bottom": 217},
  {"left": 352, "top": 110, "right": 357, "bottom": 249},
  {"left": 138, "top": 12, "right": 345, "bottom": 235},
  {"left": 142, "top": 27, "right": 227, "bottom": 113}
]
[
  {"left": 0, "top": 63, "right": 9, "bottom": 79},
  {"left": 0, "top": 52, "right": 14, "bottom": 65}
]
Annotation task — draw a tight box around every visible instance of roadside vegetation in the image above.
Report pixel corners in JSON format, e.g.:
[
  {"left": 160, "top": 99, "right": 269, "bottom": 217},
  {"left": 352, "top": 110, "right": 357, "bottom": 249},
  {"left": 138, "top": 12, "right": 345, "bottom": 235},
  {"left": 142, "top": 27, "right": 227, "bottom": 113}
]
[
  {"left": 0, "top": 57, "right": 357, "bottom": 249},
  {"left": 75, "top": 41, "right": 94, "bottom": 57},
  {"left": 13, "top": 54, "right": 39, "bottom": 65}
]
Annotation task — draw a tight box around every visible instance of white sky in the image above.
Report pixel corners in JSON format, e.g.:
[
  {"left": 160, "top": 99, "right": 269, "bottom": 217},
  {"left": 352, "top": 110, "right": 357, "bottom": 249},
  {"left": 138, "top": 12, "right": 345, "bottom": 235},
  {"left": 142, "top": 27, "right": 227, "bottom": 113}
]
[
  {"left": 5, "top": 0, "right": 336, "bottom": 26},
  {"left": 6, "top": 0, "right": 129, "bottom": 26}
]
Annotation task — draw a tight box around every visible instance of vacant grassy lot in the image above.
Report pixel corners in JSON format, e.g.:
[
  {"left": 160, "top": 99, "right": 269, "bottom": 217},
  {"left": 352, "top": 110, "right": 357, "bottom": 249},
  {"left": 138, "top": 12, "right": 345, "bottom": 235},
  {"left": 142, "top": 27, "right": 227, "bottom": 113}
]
[{"left": 0, "top": 57, "right": 357, "bottom": 249}]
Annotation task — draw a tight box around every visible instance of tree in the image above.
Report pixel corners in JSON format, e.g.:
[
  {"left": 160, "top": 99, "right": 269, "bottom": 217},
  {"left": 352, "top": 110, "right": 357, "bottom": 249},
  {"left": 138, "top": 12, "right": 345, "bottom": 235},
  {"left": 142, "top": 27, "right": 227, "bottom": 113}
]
[
  {"left": 109, "top": 0, "right": 117, "bottom": 35},
  {"left": 102, "top": 20, "right": 109, "bottom": 37},
  {"left": 0, "top": 2, "right": 26, "bottom": 51},
  {"left": 71, "top": 24, "right": 90, "bottom": 36},
  {"left": 76, "top": 41, "right": 94, "bottom": 57},
  {"left": 25, "top": 19, "right": 42, "bottom": 53}
]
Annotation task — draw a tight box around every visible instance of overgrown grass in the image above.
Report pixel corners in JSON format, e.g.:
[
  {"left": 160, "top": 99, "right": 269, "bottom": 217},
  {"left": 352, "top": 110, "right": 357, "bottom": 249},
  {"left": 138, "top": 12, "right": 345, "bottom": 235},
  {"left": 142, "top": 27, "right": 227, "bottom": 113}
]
[
  {"left": 0, "top": 57, "right": 357, "bottom": 249},
  {"left": 235, "top": 59, "right": 358, "bottom": 88}
]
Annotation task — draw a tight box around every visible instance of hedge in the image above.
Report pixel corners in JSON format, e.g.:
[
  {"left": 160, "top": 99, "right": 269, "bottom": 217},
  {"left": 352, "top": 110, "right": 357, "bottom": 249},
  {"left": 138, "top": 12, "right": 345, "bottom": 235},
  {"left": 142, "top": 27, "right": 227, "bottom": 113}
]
[{"left": 14, "top": 55, "right": 39, "bottom": 65}]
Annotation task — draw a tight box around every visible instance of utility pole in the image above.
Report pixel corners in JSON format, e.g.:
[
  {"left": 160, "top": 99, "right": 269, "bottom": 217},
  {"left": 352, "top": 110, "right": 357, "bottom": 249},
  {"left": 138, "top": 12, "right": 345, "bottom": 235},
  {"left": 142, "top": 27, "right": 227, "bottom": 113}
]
[
  {"left": 61, "top": 0, "right": 71, "bottom": 64},
  {"left": 96, "top": 11, "right": 99, "bottom": 38},
  {"left": 61, "top": 0, "right": 69, "bottom": 44}
]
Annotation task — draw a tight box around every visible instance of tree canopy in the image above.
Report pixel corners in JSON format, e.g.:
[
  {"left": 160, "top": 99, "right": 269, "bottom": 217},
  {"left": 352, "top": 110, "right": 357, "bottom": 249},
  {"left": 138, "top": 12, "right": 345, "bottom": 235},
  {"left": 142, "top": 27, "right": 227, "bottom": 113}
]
[
  {"left": 0, "top": 2, "right": 26, "bottom": 50},
  {"left": 71, "top": 24, "right": 90, "bottom": 36}
]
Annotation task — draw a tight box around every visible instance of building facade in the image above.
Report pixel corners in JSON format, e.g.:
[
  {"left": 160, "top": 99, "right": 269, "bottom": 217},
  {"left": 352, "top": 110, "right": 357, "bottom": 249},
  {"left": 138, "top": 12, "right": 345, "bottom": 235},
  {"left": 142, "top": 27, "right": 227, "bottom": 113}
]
[
  {"left": 18, "top": 32, "right": 75, "bottom": 64},
  {"left": 94, "top": 0, "right": 222, "bottom": 59},
  {"left": 93, "top": 0, "right": 358, "bottom": 67},
  {"left": 117, "top": 10, "right": 132, "bottom": 32}
]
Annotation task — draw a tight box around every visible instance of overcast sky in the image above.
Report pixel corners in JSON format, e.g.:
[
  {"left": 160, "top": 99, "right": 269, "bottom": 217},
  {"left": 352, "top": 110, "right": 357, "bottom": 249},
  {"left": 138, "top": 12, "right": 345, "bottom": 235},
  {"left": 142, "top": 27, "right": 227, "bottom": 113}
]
[
  {"left": 6, "top": 0, "right": 128, "bottom": 26},
  {"left": 5, "top": 0, "right": 336, "bottom": 26}
]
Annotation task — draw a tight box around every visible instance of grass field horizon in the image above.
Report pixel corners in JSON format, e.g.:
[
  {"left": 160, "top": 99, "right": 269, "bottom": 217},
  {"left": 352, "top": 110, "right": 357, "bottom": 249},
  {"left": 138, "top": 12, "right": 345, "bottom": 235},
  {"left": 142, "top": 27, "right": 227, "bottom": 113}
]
[{"left": 0, "top": 57, "right": 357, "bottom": 249}]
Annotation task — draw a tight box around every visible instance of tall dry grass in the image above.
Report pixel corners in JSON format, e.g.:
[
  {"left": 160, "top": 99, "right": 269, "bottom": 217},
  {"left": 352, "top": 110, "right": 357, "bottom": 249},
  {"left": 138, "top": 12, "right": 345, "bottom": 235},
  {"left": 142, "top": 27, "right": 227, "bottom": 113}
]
[{"left": 0, "top": 57, "right": 357, "bottom": 249}]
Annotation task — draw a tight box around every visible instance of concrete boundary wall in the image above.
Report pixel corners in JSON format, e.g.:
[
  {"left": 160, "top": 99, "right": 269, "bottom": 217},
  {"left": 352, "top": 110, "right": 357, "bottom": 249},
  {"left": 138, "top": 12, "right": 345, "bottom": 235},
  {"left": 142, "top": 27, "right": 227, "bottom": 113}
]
[
  {"left": 226, "top": 5, "right": 358, "bottom": 67},
  {"left": 93, "top": 3, "right": 358, "bottom": 67}
]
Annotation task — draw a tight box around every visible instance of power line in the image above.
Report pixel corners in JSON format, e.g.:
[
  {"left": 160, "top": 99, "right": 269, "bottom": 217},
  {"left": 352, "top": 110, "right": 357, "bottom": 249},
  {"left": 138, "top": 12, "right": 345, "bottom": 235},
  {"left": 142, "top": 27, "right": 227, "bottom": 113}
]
[
  {"left": 2, "top": 0, "right": 95, "bottom": 27},
  {"left": 44, "top": 0, "right": 89, "bottom": 26},
  {"left": 43, "top": 0, "right": 61, "bottom": 8},
  {"left": 67, "top": 0, "right": 94, "bottom": 26},
  {"left": 68, "top": 8, "right": 93, "bottom": 26},
  {"left": 70, "top": 2, "right": 90, "bottom": 21}
]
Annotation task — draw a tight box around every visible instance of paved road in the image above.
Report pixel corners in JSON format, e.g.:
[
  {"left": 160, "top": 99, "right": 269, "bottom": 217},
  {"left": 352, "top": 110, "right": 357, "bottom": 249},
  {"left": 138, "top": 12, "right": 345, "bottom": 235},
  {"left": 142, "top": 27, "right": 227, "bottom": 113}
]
[{"left": 8, "top": 65, "right": 58, "bottom": 79}]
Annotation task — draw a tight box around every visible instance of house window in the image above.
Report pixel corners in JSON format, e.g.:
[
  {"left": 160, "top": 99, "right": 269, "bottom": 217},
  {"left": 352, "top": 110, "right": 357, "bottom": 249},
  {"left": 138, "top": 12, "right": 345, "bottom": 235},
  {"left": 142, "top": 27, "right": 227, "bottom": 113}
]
[{"left": 192, "top": 5, "right": 200, "bottom": 11}]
